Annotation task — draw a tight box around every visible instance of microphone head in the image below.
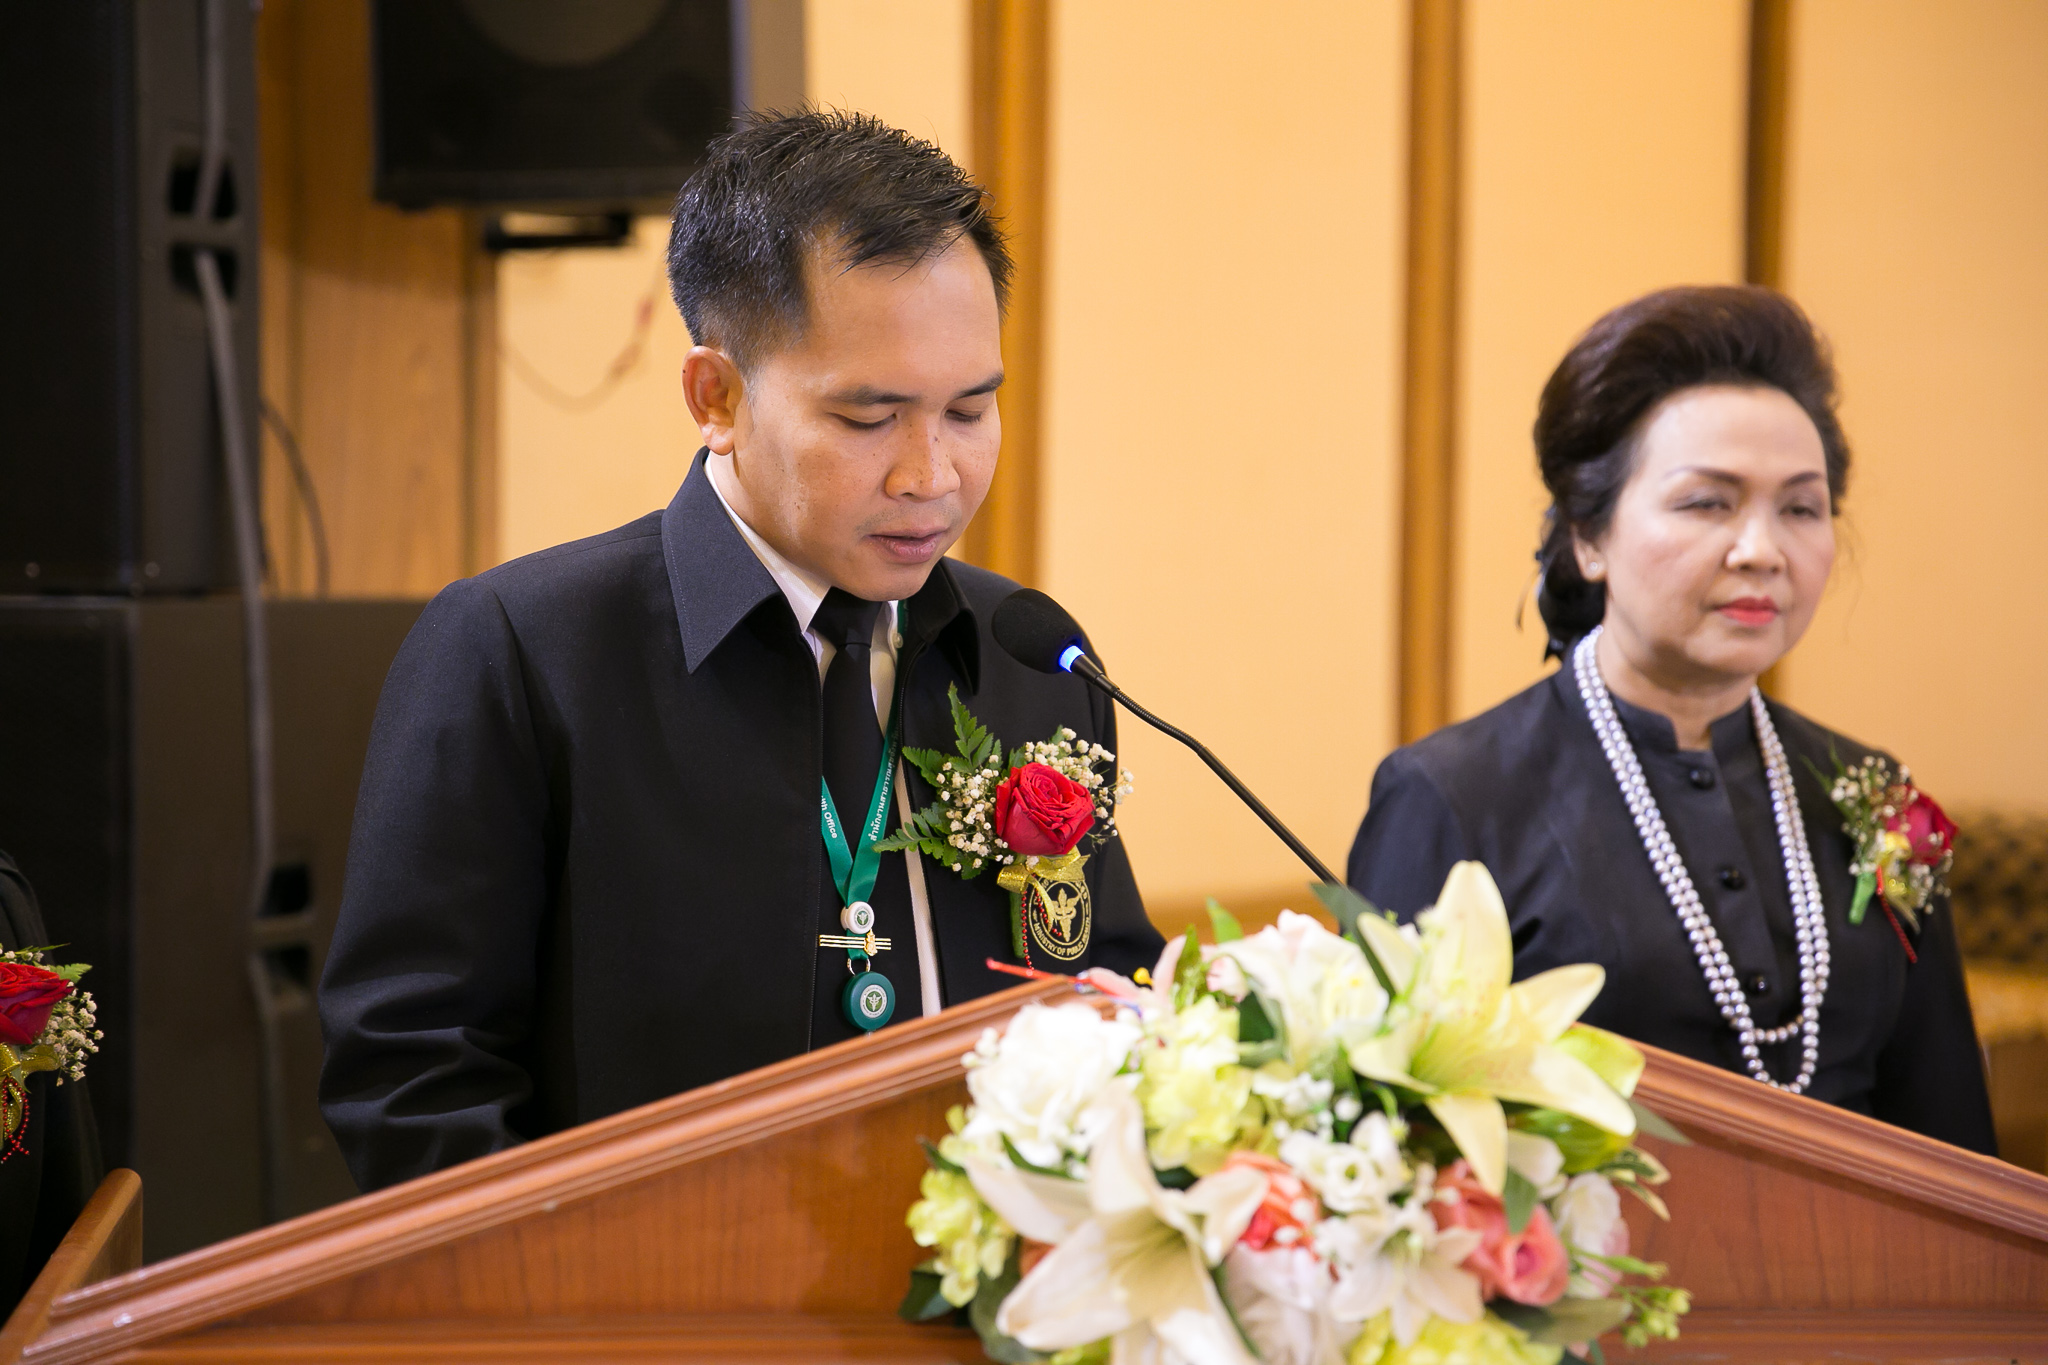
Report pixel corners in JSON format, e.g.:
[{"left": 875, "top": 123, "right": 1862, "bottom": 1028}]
[{"left": 992, "top": 589, "right": 1088, "bottom": 674}]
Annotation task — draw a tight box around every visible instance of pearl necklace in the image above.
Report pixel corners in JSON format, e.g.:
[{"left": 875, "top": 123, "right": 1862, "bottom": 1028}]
[{"left": 1572, "top": 628, "right": 1831, "bottom": 1094}]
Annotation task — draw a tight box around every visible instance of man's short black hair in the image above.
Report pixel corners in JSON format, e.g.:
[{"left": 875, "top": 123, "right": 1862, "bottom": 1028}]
[{"left": 667, "top": 108, "right": 1012, "bottom": 370}]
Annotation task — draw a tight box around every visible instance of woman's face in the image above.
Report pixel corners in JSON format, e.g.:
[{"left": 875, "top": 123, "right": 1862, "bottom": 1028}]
[{"left": 1579, "top": 383, "right": 1836, "bottom": 692}]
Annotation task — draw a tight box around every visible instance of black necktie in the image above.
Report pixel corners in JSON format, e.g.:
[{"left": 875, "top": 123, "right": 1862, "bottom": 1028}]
[{"left": 812, "top": 588, "right": 886, "bottom": 829}]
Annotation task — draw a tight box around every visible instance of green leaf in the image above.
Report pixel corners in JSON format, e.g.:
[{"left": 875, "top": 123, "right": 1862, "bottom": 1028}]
[
  {"left": 1308, "top": 882, "right": 1396, "bottom": 995},
  {"left": 1627, "top": 1099, "right": 1691, "bottom": 1146},
  {"left": 1849, "top": 870, "right": 1875, "bottom": 925},
  {"left": 898, "top": 1265, "right": 957, "bottom": 1323},
  {"left": 1310, "top": 881, "right": 1376, "bottom": 937},
  {"left": 920, "top": 1138, "right": 965, "bottom": 1176},
  {"left": 1172, "top": 928, "right": 1206, "bottom": 1009},
  {"left": 1502, "top": 1167, "right": 1538, "bottom": 1235},
  {"left": 969, "top": 1246, "right": 1047, "bottom": 1363},
  {"left": 1205, "top": 899, "right": 1244, "bottom": 943},
  {"left": 999, "top": 1134, "right": 1077, "bottom": 1180},
  {"left": 1236, "top": 991, "right": 1276, "bottom": 1044},
  {"left": 1490, "top": 1297, "right": 1632, "bottom": 1345}
]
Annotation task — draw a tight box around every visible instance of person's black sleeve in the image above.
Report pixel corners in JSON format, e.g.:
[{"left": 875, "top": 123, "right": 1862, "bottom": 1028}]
[
  {"left": 1870, "top": 898, "right": 1999, "bottom": 1155},
  {"left": 1078, "top": 658, "right": 1164, "bottom": 974},
  {"left": 317, "top": 579, "right": 552, "bottom": 1192},
  {"left": 1346, "top": 747, "right": 1474, "bottom": 924}
]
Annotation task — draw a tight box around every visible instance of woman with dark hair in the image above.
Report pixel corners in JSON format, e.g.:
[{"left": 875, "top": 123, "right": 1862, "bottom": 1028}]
[{"left": 1347, "top": 285, "right": 1995, "bottom": 1151}]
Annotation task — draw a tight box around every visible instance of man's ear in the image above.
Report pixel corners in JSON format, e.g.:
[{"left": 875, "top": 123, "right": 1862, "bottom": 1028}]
[{"left": 682, "top": 345, "right": 745, "bottom": 454}]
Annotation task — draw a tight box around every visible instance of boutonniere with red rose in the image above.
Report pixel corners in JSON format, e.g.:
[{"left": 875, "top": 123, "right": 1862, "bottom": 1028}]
[
  {"left": 1823, "top": 752, "right": 1956, "bottom": 956},
  {"left": 0, "top": 948, "right": 101, "bottom": 1161},
  {"left": 877, "top": 684, "right": 1133, "bottom": 966}
]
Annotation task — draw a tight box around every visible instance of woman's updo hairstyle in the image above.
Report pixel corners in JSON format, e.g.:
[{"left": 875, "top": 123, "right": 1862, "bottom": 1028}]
[{"left": 1533, "top": 284, "right": 1850, "bottom": 658}]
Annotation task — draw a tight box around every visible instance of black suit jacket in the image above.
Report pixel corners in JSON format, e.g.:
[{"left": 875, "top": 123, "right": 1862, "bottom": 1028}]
[
  {"left": 1347, "top": 668, "right": 1996, "bottom": 1155},
  {"left": 319, "top": 455, "right": 1161, "bottom": 1191},
  {"left": 0, "top": 853, "right": 104, "bottom": 1316}
]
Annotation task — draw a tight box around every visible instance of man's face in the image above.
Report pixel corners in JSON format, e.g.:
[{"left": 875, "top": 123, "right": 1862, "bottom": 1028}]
[{"left": 698, "top": 237, "right": 1003, "bottom": 602}]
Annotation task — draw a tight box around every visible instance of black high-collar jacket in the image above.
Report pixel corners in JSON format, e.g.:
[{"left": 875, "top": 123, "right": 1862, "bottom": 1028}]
[
  {"left": 1346, "top": 666, "right": 1996, "bottom": 1155},
  {"left": 319, "top": 454, "right": 1160, "bottom": 1192}
]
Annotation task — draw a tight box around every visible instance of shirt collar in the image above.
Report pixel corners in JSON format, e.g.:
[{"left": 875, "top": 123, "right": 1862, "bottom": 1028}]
[{"left": 662, "top": 449, "right": 980, "bottom": 686}]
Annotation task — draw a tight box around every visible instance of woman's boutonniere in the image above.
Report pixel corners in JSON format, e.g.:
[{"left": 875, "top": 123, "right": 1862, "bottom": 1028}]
[
  {"left": 877, "top": 684, "right": 1133, "bottom": 965},
  {"left": 1825, "top": 754, "right": 1956, "bottom": 952},
  {"left": 0, "top": 948, "right": 100, "bottom": 1161}
]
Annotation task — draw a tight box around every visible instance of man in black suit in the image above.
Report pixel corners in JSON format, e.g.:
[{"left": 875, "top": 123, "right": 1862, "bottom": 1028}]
[{"left": 318, "top": 111, "right": 1162, "bottom": 1192}]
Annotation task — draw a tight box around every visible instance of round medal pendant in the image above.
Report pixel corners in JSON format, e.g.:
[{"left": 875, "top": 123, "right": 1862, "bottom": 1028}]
[
  {"left": 840, "top": 901, "right": 876, "bottom": 934},
  {"left": 843, "top": 970, "right": 895, "bottom": 1032}
]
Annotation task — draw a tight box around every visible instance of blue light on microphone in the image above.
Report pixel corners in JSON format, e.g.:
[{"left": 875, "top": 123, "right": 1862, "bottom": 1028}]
[{"left": 1057, "top": 644, "right": 1085, "bottom": 674}]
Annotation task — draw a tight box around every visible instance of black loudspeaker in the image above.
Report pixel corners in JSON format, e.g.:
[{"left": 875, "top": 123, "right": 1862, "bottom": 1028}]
[
  {"left": 0, "top": 599, "right": 424, "bottom": 1261},
  {"left": 0, "top": 0, "right": 259, "bottom": 596},
  {"left": 374, "top": 0, "right": 743, "bottom": 209}
]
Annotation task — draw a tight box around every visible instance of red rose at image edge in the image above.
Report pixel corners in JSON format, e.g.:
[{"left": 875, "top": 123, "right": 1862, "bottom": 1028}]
[
  {"left": 1887, "top": 789, "right": 1957, "bottom": 867},
  {"left": 0, "top": 962, "right": 73, "bottom": 1048},
  {"left": 994, "top": 762, "right": 1096, "bottom": 857}
]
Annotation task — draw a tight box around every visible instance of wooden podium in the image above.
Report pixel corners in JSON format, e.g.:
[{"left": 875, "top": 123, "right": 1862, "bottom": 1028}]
[{"left": 4, "top": 979, "right": 2045, "bottom": 1363}]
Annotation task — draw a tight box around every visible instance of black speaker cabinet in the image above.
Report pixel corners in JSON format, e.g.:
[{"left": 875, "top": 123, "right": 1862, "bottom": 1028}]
[
  {"left": 0, "top": 0, "right": 260, "bottom": 596},
  {"left": 374, "top": 0, "right": 743, "bottom": 208},
  {"left": 0, "top": 598, "right": 424, "bottom": 1261}
]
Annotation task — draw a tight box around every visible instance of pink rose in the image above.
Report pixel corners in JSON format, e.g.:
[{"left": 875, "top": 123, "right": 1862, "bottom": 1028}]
[
  {"left": 1432, "top": 1160, "right": 1570, "bottom": 1307},
  {"left": 1221, "top": 1151, "right": 1317, "bottom": 1251},
  {"left": 1886, "top": 789, "right": 1957, "bottom": 868},
  {"left": 994, "top": 762, "right": 1096, "bottom": 856}
]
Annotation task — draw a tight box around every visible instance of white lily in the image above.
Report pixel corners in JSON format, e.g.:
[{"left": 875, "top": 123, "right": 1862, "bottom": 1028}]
[
  {"left": 1316, "top": 1169, "right": 1483, "bottom": 1347},
  {"left": 1207, "top": 910, "right": 1390, "bottom": 1070},
  {"left": 1082, "top": 934, "right": 1189, "bottom": 1019},
  {"left": 1345, "top": 862, "right": 1635, "bottom": 1194},
  {"left": 964, "top": 1084, "right": 1267, "bottom": 1365}
]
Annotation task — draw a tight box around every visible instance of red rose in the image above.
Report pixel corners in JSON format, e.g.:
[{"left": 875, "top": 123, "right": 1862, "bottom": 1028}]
[
  {"left": 1886, "top": 789, "right": 1957, "bottom": 867},
  {"left": 0, "top": 962, "right": 72, "bottom": 1048},
  {"left": 994, "top": 762, "right": 1096, "bottom": 856}
]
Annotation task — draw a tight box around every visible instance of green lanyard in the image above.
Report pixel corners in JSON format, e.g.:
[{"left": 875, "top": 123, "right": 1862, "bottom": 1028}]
[{"left": 817, "top": 603, "right": 904, "bottom": 915}]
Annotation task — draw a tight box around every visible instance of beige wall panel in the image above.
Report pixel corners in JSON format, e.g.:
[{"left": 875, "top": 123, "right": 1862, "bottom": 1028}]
[
  {"left": 1776, "top": 0, "right": 2048, "bottom": 812},
  {"left": 1040, "top": 0, "right": 1407, "bottom": 910},
  {"left": 806, "top": 0, "right": 971, "bottom": 157},
  {"left": 1452, "top": 0, "right": 1746, "bottom": 720},
  {"left": 496, "top": 221, "right": 696, "bottom": 563}
]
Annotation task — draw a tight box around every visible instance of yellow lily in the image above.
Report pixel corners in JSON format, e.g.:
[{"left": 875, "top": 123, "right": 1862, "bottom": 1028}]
[{"left": 1345, "top": 862, "right": 1635, "bottom": 1195}]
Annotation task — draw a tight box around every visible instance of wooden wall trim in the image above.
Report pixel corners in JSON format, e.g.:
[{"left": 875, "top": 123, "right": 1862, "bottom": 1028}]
[
  {"left": 1398, "top": 0, "right": 1463, "bottom": 743},
  {"left": 1743, "top": 0, "right": 1792, "bottom": 289},
  {"left": 959, "top": 0, "right": 1049, "bottom": 586}
]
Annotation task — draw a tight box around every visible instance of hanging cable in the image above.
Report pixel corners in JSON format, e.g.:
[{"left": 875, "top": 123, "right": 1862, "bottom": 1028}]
[
  {"left": 501, "top": 253, "right": 665, "bottom": 412},
  {"left": 261, "top": 401, "right": 332, "bottom": 598}
]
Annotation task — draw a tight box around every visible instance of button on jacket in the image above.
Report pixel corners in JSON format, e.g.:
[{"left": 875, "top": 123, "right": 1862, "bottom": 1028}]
[
  {"left": 318, "top": 453, "right": 1163, "bottom": 1192},
  {"left": 1346, "top": 668, "right": 1995, "bottom": 1155}
]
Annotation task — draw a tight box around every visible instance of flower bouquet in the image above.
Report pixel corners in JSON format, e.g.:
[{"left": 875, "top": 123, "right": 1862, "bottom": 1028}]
[
  {"left": 901, "top": 863, "right": 1689, "bottom": 1364},
  {"left": 0, "top": 947, "right": 100, "bottom": 1161}
]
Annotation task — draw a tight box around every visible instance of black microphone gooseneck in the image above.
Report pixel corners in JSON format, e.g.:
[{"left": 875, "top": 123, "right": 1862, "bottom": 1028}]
[{"left": 991, "top": 590, "right": 1340, "bottom": 886}]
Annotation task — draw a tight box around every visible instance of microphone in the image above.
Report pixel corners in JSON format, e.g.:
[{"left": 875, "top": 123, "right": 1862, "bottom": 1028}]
[{"left": 991, "top": 589, "right": 1340, "bottom": 886}]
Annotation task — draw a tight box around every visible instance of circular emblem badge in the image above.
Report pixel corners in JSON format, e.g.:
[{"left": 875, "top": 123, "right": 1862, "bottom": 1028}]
[
  {"left": 840, "top": 900, "right": 876, "bottom": 935},
  {"left": 1025, "top": 864, "right": 1093, "bottom": 963},
  {"left": 843, "top": 970, "right": 895, "bottom": 1032}
]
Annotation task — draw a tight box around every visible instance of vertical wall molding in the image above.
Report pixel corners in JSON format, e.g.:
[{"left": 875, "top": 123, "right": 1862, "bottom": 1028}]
[
  {"left": 960, "top": 0, "right": 1049, "bottom": 586},
  {"left": 1745, "top": 0, "right": 1792, "bottom": 289},
  {"left": 1398, "top": 0, "right": 1463, "bottom": 743}
]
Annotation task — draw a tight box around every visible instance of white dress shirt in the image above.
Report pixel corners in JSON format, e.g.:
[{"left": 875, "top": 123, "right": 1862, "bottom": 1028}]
[{"left": 705, "top": 453, "right": 942, "bottom": 1017}]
